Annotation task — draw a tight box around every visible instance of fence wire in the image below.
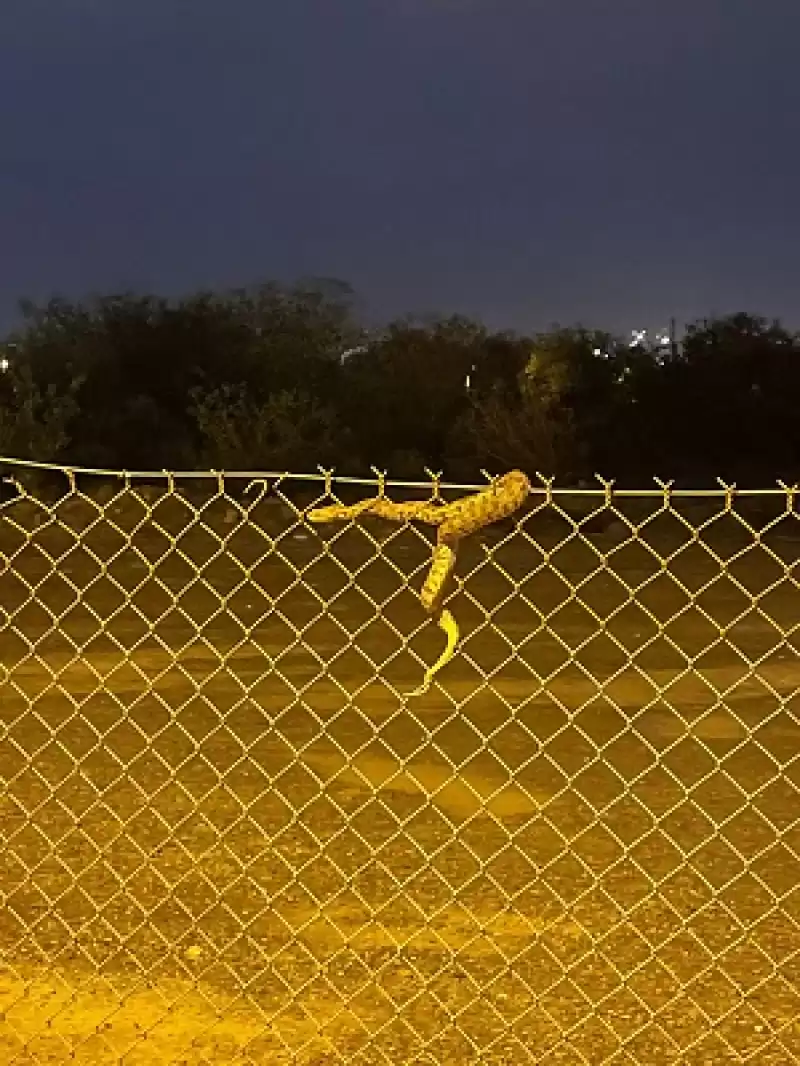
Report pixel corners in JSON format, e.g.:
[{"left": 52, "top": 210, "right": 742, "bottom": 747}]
[{"left": 0, "top": 460, "right": 798, "bottom": 1065}]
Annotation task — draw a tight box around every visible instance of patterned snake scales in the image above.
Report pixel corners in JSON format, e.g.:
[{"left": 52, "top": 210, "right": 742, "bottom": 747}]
[{"left": 307, "top": 471, "right": 531, "bottom": 696}]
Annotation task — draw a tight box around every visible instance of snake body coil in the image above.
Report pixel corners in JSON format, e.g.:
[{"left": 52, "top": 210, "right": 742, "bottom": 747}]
[{"left": 308, "top": 470, "right": 531, "bottom": 694}]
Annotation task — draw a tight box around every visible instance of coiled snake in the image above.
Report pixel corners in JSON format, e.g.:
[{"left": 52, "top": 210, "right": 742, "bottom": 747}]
[{"left": 307, "top": 470, "right": 531, "bottom": 695}]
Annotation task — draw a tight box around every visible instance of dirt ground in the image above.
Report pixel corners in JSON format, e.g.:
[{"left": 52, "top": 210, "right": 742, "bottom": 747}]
[{"left": 0, "top": 486, "right": 798, "bottom": 1064}]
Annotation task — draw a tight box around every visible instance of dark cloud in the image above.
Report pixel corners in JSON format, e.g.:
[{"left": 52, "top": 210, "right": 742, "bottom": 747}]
[{"left": 1, "top": 0, "right": 799, "bottom": 334}]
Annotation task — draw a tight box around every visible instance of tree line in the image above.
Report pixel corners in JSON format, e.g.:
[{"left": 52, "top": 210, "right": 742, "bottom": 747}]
[{"left": 1, "top": 279, "right": 798, "bottom": 486}]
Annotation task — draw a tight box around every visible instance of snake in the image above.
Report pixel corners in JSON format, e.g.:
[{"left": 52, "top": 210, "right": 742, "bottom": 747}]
[{"left": 307, "top": 470, "right": 531, "bottom": 695}]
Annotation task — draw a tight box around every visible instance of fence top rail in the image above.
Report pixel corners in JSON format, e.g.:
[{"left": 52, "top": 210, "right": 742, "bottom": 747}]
[{"left": 0, "top": 455, "right": 797, "bottom": 498}]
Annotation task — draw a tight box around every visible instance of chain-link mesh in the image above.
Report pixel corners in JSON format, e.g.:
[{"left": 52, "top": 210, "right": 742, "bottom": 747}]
[{"left": 0, "top": 459, "right": 798, "bottom": 1065}]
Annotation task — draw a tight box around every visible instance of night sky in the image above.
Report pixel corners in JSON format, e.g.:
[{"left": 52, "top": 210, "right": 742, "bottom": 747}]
[{"left": 2, "top": 0, "right": 799, "bottom": 337}]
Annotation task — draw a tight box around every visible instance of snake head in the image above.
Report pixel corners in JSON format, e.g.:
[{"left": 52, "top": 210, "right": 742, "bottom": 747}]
[{"left": 305, "top": 504, "right": 342, "bottom": 524}]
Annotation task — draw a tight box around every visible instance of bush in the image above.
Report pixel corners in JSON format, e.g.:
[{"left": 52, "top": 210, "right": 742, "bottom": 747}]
[
  {"left": 445, "top": 386, "right": 579, "bottom": 481},
  {"left": 0, "top": 366, "right": 83, "bottom": 494},
  {"left": 189, "top": 384, "right": 355, "bottom": 472}
]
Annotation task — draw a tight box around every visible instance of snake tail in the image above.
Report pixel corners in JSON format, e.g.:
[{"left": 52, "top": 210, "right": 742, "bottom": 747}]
[{"left": 404, "top": 608, "right": 460, "bottom": 698}]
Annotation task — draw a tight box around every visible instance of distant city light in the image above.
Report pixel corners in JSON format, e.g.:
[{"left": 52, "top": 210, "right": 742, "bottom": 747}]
[
  {"left": 630, "top": 329, "right": 648, "bottom": 347},
  {"left": 629, "top": 327, "right": 675, "bottom": 351},
  {"left": 652, "top": 328, "right": 674, "bottom": 349},
  {"left": 0, "top": 357, "right": 9, "bottom": 372},
  {"left": 339, "top": 344, "right": 368, "bottom": 364}
]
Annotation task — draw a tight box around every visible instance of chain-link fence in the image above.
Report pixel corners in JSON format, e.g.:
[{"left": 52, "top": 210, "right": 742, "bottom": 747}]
[{"left": 0, "top": 459, "right": 798, "bottom": 1065}]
